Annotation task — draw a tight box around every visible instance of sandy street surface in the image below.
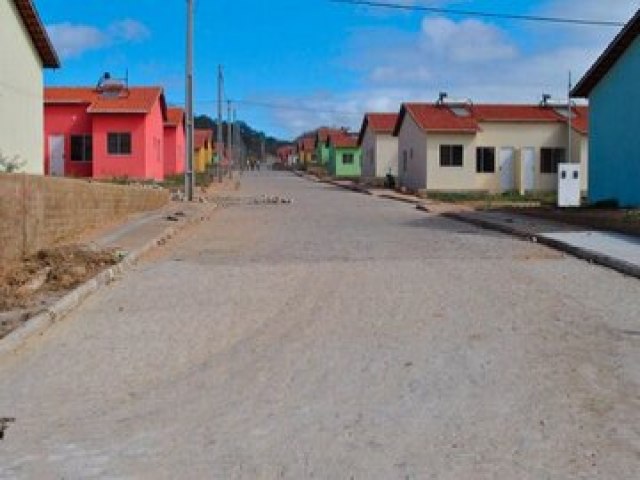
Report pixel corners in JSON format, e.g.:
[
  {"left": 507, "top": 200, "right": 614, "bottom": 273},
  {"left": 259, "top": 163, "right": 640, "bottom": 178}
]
[{"left": 0, "top": 172, "right": 638, "bottom": 479}]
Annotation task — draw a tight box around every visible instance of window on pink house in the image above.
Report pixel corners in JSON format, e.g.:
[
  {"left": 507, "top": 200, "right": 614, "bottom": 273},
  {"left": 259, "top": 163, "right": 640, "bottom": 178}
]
[
  {"left": 107, "top": 133, "right": 132, "bottom": 155},
  {"left": 70, "top": 135, "right": 93, "bottom": 162}
]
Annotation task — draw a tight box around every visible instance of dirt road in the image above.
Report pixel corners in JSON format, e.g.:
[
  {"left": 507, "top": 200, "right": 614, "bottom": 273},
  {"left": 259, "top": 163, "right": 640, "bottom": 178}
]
[{"left": 0, "top": 172, "right": 638, "bottom": 479}]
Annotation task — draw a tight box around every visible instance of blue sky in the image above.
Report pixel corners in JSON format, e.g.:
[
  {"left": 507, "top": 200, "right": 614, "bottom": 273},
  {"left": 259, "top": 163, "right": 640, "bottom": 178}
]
[{"left": 39, "top": 0, "right": 637, "bottom": 139}]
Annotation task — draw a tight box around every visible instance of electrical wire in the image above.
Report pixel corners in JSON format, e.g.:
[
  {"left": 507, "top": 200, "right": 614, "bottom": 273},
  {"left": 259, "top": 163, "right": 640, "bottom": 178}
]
[
  {"left": 330, "top": 0, "right": 626, "bottom": 27},
  {"left": 193, "top": 98, "right": 363, "bottom": 117}
]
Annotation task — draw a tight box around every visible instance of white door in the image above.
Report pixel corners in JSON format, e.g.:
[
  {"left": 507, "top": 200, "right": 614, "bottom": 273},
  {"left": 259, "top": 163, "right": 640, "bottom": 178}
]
[
  {"left": 499, "top": 147, "right": 515, "bottom": 191},
  {"left": 49, "top": 135, "right": 65, "bottom": 176},
  {"left": 522, "top": 147, "right": 536, "bottom": 191}
]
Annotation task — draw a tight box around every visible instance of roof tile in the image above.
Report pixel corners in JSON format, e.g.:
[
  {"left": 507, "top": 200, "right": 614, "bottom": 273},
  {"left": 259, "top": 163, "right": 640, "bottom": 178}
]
[{"left": 45, "top": 87, "right": 165, "bottom": 115}]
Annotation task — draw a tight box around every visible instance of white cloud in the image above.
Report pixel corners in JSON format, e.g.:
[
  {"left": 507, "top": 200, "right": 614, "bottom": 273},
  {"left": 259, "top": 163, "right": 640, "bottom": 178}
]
[
  {"left": 420, "top": 17, "right": 517, "bottom": 62},
  {"left": 264, "top": 0, "right": 637, "bottom": 137},
  {"left": 108, "top": 19, "right": 151, "bottom": 43},
  {"left": 46, "top": 23, "right": 106, "bottom": 59},
  {"left": 47, "top": 19, "right": 150, "bottom": 59}
]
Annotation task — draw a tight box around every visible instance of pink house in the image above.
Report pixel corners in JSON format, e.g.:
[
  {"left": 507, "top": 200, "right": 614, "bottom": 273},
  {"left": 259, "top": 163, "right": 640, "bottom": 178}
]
[
  {"left": 164, "top": 107, "right": 185, "bottom": 177},
  {"left": 44, "top": 79, "right": 168, "bottom": 181}
]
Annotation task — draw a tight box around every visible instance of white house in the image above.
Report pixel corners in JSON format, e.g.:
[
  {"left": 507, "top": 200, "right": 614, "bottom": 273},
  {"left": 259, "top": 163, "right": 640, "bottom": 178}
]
[
  {"left": 358, "top": 113, "right": 399, "bottom": 178},
  {"left": 0, "top": 0, "right": 59, "bottom": 174},
  {"left": 393, "top": 100, "right": 589, "bottom": 194}
]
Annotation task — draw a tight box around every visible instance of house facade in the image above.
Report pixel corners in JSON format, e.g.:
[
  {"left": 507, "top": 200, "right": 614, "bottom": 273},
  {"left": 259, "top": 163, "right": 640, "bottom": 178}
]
[
  {"left": 358, "top": 113, "right": 399, "bottom": 178},
  {"left": 316, "top": 128, "right": 345, "bottom": 166},
  {"left": 327, "top": 133, "right": 362, "bottom": 178},
  {"left": 194, "top": 129, "right": 214, "bottom": 173},
  {"left": 164, "top": 107, "right": 185, "bottom": 177},
  {"left": 277, "top": 145, "right": 296, "bottom": 166},
  {"left": 297, "top": 137, "right": 315, "bottom": 166},
  {"left": 44, "top": 82, "right": 168, "bottom": 181},
  {"left": 394, "top": 102, "right": 588, "bottom": 194},
  {"left": 1, "top": 0, "right": 59, "bottom": 174},
  {"left": 572, "top": 9, "right": 640, "bottom": 207}
]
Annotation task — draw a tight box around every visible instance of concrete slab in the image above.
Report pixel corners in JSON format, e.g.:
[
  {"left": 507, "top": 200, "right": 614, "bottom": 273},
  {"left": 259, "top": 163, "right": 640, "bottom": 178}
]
[
  {"left": 447, "top": 209, "right": 640, "bottom": 278},
  {"left": 540, "top": 231, "right": 640, "bottom": 268}
]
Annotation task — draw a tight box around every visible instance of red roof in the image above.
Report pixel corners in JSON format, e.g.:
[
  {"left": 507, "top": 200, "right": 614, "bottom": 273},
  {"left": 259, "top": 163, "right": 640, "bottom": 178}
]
[
  {"left": 316, "top": 127, "right": 346, "bottom": 146},
  {"left": 194, "top": 129, "right": 213, "bottom": 150},
  {"left": 298, "top": 136, "right": 315, "bottom": 152},
  {"left": 473, "top": 105, "right": 562, "bottom": 122},
  {"left": 570, "top": 106, "right": 589, "bottom": 135},
  {"left": 12, "top": 0, "right": 60, "bottom": 68},
  {"left": 394, "top": 102, "right": 589, "bottom": 135},
  {"left": 328, "top": 132, "right": 359, "bottom": 149},
  {"left": 45, "top": 87, "right": 167, "bottom": 117},
  {"left": 358, "top": 112, "right": 398, "bottom": 145},
  {"left": 573, "top": 9, "right": 640, "bottom": 97},
  {"left": 367, "top": 113, "right": 398, "bottom": 133},
  {"left": 165, "top": 107, "right": 185, "bottom": 127},
  {"left": 396, "top": 103, "right": 479, "bottom": 134}
]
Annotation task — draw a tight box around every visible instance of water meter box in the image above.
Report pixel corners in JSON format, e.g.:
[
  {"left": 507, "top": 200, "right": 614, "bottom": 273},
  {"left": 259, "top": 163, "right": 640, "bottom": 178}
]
[{"left": 557, "top": 163, "right": 581, "bottom": 207}]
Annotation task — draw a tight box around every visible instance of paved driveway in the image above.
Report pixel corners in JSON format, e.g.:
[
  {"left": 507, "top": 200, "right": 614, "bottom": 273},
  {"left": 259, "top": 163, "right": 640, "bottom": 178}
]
[{"left": 1, "top": 172, "right": 638, "bottom": 479}]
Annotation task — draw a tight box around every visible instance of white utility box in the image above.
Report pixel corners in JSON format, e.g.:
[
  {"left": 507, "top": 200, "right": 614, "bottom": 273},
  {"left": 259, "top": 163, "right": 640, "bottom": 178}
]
[{"left": 557, "top": 163, "right": 581, "bottom": 207}]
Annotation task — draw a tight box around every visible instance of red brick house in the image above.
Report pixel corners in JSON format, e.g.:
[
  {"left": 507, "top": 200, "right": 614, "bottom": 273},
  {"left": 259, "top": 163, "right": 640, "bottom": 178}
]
[{"left": 44, "top": 79, "right": 168, "bottom": 181}]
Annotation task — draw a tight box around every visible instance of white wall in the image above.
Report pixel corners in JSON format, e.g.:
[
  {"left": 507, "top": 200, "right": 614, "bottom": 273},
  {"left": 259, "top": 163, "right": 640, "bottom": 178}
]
[
  {"left": 397, "top": 114, "right": 427, "bottom": 191},
  {"left": 0, "top": 1, "right": 45, "bottom": 174},
  {"left": 360, "top": 128, "right": 377, "bottom": 178},
  {"left": 415, "top": 122, "right": 588, "bottom": 193},
  {"left": 361, "top": 128, "right": 399, "bottom": 178},
  {"left": 376, "top": 133, "right": 398, "bottom": 177}
]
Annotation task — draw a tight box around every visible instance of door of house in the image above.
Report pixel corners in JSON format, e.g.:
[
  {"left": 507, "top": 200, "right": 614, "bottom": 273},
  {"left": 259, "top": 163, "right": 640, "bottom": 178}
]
[
  {"left": 522, "top": 147, "right": 536, "bottom": 191},
  {"left": 499, "top": 147, "right": 515, "bottom": 191},
  {"left": 49, "top": 135, "right": 65, "bottom": 176}
]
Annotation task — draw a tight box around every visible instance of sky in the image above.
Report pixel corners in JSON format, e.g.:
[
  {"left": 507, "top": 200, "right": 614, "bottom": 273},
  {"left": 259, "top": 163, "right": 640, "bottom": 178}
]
[{"left": 39, "top": 0, "right": 638, "bottom": 140}]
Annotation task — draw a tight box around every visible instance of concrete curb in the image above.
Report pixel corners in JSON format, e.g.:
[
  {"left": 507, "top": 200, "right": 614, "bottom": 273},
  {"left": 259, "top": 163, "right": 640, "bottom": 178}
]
[
  {"left": 443, "top": 212, "right": 640, "bottom": 280},
  {"left": 321, "top": 179, "right": 373, "bottom": 196},
  {"left": 377, "top": 193, "right": 422, "bottom": 205},
  {"left": 0, "top": 207, "right": 215, "bottom": 358}
]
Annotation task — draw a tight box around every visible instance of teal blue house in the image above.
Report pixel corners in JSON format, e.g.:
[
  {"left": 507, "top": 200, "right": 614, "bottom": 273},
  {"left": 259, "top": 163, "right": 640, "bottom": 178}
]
[
  {"left": 327, "top": 133, "right": 362, "bottom": 178},
  {"left": 572, "top": 9, "right": 640, "bottom": 207}
]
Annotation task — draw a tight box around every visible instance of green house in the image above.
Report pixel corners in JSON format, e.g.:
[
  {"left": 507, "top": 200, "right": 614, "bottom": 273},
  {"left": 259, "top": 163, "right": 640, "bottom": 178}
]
[
  {"left": 315, "top": 128, "right": 343, "bottom": 166},
  {"left": 327, "top": 133, "right": 362, "bottom": 178}
]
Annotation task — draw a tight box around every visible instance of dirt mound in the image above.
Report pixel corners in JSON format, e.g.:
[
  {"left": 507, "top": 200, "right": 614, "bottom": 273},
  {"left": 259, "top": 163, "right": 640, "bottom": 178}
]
[{"left": 0, "top": 245, "right": 119, "bottom": 312}]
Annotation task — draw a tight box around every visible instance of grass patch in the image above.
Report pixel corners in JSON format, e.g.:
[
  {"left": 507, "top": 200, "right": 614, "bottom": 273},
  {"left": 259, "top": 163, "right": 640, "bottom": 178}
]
[
  {"left": 427, "top": 191, "right": 557, "bottom": 205},
  {"left": 160, "top": 173, "right": 213, "bottom": 189}
]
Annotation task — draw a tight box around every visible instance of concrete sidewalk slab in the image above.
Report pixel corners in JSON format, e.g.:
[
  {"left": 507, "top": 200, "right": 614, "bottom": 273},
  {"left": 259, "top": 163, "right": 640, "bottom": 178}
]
[
  {"left": 0, "top": 200, "right": 217, "bottom": 358},
  {"left": 540, "top": 231, "right": 640, "bottom": 267},
  {"left": 446, "top": 209, "right": 640, "bottom": 279}
]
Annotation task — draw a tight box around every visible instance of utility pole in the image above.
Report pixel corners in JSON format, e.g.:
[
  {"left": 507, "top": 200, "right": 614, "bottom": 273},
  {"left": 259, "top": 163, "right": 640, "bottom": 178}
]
[
  {"left": 567, "top": 71, "right": 573, "bottom": 164},
  {"left": 184, "top": 0, "right": 195, "bottom": 201},
  {"left": 217, "top": 65, "right": 224, "bottom": 182},
  {"left": 233, "top": 108, "right": 238, "bottom": 168},
  {"left": 227, "top": 100, "right": 233, "bottom": 177}
]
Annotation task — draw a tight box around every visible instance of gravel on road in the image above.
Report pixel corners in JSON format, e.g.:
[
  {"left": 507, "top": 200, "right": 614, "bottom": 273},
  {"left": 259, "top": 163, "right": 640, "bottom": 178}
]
[{"left": 0, "top": 172, "right": 638, "bottom": 479}]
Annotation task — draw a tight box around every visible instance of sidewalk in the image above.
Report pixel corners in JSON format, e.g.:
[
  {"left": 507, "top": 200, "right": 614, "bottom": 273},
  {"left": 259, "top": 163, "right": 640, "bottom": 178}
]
[
  {"left": 319, "top": 178, "right": 472, "bottom": 214},
  {"left": 446, "top": 209, "right": 640, "bottom": 279},
  {"left": 0, "top": 195, "right": 218, "bottom": 356}
]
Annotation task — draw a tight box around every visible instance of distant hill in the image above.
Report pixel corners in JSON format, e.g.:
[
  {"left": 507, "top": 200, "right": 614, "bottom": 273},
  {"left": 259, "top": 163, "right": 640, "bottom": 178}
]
[{"left": 194, "top": 115, "right": 289, "bottom": 158}]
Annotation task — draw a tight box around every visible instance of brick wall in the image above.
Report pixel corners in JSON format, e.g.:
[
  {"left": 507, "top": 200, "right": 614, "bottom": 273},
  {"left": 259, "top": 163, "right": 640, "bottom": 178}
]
[{"left": 0, "top": 174, "right": 169, "bottom": 260}]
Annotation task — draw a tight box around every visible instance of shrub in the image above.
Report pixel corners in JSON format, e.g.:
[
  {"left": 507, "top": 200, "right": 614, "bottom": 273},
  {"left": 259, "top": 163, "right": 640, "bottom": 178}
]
[{"left": 0, "top": 151, "right": 27, "bottom": 173}]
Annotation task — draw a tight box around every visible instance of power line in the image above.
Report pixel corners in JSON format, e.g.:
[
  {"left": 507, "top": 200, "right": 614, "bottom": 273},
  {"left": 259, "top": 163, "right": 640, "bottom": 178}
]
[
  {"left": 192, "top": 97, "right": 363, "bottom": 117},
  {"left": 330, "top": 0, "right": 626, "bottom": 27}
]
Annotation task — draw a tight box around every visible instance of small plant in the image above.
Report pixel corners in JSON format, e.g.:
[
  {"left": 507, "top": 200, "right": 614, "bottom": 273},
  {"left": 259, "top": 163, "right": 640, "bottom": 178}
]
[
  {"left": 623, "top": 210, "right": 640, "bottom": 223},
  {"left": 0, "top": 150, "right": 27, "bottom": 173}
]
